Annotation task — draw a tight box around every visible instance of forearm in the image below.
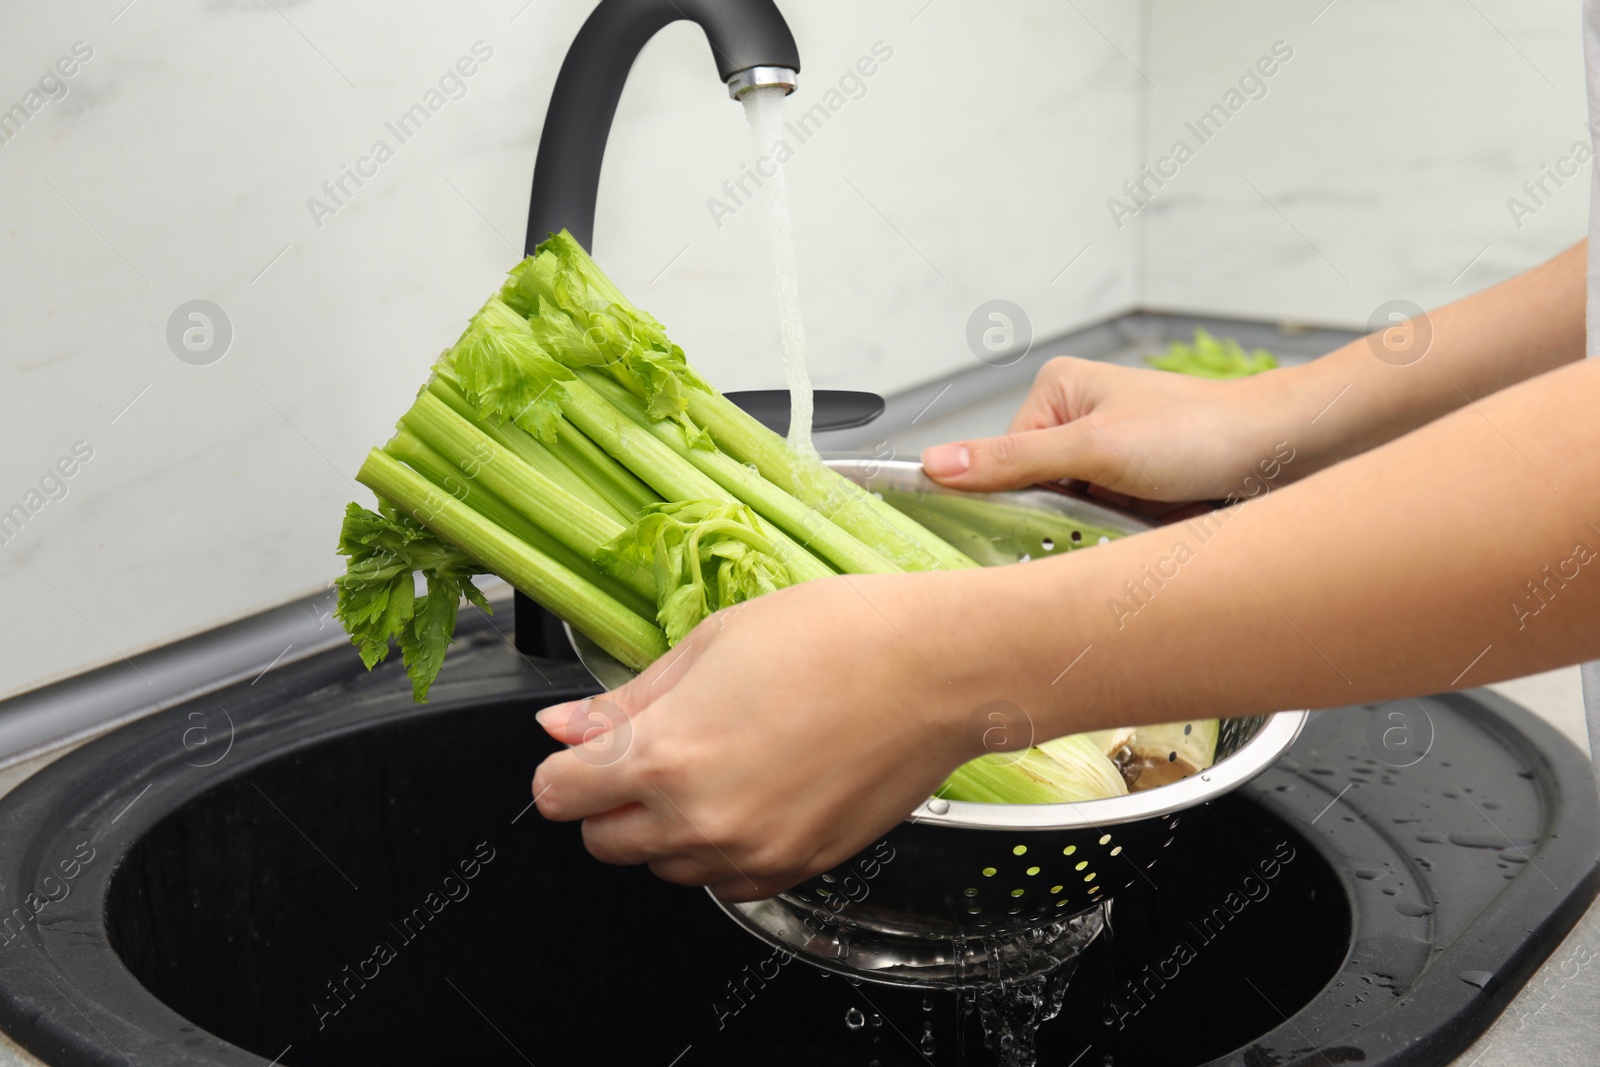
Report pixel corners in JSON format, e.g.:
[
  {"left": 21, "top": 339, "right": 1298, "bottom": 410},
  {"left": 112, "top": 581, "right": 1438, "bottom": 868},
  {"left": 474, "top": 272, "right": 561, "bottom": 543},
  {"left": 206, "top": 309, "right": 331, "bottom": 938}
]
[
  {"left": 1257, "top": 240, "right": 1587, "bottom": 480},
  {"left": 920, "top": 355, "right": 1600, "bottom": 742}
]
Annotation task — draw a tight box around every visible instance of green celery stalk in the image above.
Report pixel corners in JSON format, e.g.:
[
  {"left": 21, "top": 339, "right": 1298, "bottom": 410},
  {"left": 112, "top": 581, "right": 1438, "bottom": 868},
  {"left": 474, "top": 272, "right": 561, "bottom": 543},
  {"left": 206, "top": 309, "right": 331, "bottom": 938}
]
[
  {"left": 544, "top": 410, "right": 660, "bottom": 519},
  {"left": 581, "top": 371, "right": 901, "bottom": 576},
  {"left": 440, "top": 298, "right": 725, "bottom": 506},
  {"left": 356, "top": 448, "right": 668, "bottom": 670},
  {"left": 937, "top": 742, "right": 1128, "bottom": 805},
  {"left": 562, "top": 374, "right": 728, "bottom": 501},
  {"left": 510, "top": 230, "right": 979, "bottom": 573},
  {"left": 383, "top": 426, "right": 656, "bottom": 619},
  {"left": 427, "top": 375, "right": 635, "bottom": 527},
  {"left": 936, "top": 754, "right": 1073, "bottom": 804},
  {"left": 398, "top": 391, "right": 656, "bottom": 602},
  {"left": 874, "top": 492, "right": 1125, "bottom": 568},
  {"left": 432, "top": 369, "right": 660, "bottom": 523},
  {"left": 440, "top": 297, "right": 836, "bottom": 586},
  {"left": 683, "top": 389, "right": 980, "bottom": 572},
  {"left": 556, "top": 375, "right": 836, "bottom": 585}
]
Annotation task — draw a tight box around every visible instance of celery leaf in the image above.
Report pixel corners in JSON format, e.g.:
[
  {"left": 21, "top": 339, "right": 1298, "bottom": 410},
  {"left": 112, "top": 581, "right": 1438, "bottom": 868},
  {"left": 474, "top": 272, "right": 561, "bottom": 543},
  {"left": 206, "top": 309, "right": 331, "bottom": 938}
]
[
  {"left": 334, "top": 500, "right": 488, "bottom": 702},
  {"left": 597, "top": 500, "right": 790, "bottom": 644},
  {"left": 444, "top": 299, "right": 574, "bottom": 445}
]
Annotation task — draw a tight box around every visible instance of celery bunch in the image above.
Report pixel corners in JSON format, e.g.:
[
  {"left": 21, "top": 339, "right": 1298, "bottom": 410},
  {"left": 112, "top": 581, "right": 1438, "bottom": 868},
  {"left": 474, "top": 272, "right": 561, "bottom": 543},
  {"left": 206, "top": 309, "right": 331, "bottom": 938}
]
[
  {"left": 333, "top": 231, "right": 1190, "bottom": 806},
  {"left": 335, "top": 230, "right": 977, "bottom": 702}
]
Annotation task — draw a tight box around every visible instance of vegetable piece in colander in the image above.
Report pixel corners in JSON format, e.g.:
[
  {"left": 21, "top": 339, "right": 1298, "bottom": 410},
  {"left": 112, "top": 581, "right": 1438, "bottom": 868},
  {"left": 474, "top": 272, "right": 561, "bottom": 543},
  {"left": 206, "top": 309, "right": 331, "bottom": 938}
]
[
  {"left": 1124, "top": 719, "right": 1221, "bottom": 790},
  {"left": 935, "top": 720, "right": 1223, "bottom": 805},
  {"left": 937, "top": 734, "right": 1129, "bottom": 804}
]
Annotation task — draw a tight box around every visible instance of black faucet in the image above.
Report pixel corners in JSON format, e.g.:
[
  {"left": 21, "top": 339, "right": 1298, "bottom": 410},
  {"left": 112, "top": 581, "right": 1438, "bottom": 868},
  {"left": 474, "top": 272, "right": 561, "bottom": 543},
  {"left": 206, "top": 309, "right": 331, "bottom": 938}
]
[
  {"left": 524, "top": 0, "right": 801, "bottom": 252},
  {"left": 514, "top": 0, "right": 801, "bottom": 657}
]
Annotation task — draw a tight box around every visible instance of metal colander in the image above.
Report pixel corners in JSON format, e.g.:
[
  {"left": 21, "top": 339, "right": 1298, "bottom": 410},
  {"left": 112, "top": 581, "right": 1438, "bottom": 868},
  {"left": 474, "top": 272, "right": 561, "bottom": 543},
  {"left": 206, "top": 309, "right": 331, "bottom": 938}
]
[{"left": 568, "top": 459, "right": 1308, "bottom": 987}]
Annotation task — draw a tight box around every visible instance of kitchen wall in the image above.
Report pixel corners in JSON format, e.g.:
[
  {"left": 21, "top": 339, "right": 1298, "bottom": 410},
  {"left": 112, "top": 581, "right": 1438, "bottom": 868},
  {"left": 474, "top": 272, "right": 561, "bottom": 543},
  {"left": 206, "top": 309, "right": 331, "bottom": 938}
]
[
  {"left": 0, "top": 0, "right": 1587, "bottom": 698},
  {"left": 0, "top": 0, "right": 1143, "bottom": 697},
  {"left": 1141, "top": 0, "right": 1589, "bottom": 324}
]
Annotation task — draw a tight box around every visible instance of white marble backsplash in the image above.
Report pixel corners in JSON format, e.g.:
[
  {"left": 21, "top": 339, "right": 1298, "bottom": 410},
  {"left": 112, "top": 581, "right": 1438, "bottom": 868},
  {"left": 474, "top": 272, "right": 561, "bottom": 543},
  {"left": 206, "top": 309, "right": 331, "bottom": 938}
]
[{"left": 1141, "top": 0, "right": 1589, "bottom": 325}]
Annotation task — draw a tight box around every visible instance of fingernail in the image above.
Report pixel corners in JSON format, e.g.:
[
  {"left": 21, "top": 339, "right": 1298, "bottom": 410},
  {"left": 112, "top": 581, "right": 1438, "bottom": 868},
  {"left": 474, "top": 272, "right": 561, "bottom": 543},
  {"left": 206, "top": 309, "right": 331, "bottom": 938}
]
[
  {"left": 922, "top": 443, "right": 970, "bottom": 478},
  {"left": 535, "top": 700, "right": 580, "bottom": 730}
]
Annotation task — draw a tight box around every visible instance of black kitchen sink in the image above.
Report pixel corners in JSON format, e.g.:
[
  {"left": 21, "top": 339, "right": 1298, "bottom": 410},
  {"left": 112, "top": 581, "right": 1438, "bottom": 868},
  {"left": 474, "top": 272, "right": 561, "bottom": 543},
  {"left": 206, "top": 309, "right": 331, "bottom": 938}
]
[{"left": 0, "top": 607, "right": 1594, "bottom": 1066}]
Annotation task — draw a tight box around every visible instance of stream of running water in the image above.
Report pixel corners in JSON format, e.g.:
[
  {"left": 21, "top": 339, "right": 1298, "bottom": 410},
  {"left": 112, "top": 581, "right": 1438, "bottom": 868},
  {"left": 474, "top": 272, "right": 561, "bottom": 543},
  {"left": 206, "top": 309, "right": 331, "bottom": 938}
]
[{"left": 740, "top": 86, "right": 818, "bottom": 457}]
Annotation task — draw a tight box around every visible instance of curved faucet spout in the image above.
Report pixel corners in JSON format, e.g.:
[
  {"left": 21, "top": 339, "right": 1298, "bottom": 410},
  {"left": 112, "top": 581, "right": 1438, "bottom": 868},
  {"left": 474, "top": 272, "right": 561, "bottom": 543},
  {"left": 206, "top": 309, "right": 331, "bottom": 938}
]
[{"left": 524, "top": 0, "right": 801, "bottom": 254}]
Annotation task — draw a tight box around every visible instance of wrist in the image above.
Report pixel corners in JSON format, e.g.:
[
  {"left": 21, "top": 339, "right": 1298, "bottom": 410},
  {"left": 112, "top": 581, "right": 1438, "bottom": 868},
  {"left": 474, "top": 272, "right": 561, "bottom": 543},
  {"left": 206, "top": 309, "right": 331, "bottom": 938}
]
[
  {"left": 904, "top": 563, "right": 1099, "bottom": 761},
  {"left": 1246, "top": 345, "right": 1376, "bottom": 481},
  {"left": 876, "top": 567, "right": 1021, "bottom": 762}
]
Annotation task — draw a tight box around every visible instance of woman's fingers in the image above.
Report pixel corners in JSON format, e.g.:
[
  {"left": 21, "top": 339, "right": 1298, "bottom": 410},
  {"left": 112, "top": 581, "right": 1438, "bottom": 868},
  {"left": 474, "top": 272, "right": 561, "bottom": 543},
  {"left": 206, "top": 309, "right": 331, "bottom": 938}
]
[
  {"left": 579, "top": 802, "right": 667, "bottom": 864},
  {"left": 1005, "top": 356, "right": 1096, "bottom": 434},
  {"left": 705, "top": 875, "right": 790, "bottom": 904},
  {"left": 528, "top": 577, "right": 974, "bottom": 900},
  {"left": 922, "top": 421, "right": 1108, "bottom": 492},
  {"left": 532, "top": 745, "right": 644, "bottom": 822},
  {"left": 575, "top": 782, "right": 798, "bottom": 900},
  {"left": 534, "top": 618, "right": 716, "bottom": 745},
  {"left": 535, "top": 694, "right": 631, "bottom": 746}
]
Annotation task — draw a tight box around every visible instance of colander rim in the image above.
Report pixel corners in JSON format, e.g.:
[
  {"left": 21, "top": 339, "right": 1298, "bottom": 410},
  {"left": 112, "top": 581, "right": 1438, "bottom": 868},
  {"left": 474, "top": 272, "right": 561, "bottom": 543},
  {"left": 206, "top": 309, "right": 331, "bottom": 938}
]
[{"left": 905, "top": 707, "right": 1309, "bottom": 830}]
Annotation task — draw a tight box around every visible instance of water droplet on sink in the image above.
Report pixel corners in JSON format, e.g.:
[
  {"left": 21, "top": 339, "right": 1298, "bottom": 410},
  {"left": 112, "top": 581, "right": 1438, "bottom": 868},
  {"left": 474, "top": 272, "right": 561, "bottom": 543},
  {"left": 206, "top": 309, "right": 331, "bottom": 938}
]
[
  {"left": 1395, "top": 900, "right": 1434, "bottom": 918},
  {"left": 845, "top": 1007, "right": 865, "bottom": 1030},
  {"left": 1449, "top": 832, "right": 1531, "bottom": 849},
  {"left": 920, "top": 1021, "right": 936, "bottom": 1055}
]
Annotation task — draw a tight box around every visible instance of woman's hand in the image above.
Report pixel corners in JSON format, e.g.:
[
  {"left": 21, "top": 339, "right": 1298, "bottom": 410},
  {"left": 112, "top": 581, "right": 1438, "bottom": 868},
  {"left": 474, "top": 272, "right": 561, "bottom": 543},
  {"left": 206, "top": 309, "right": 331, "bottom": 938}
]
[
  {"left": 921, "top": 356, "right": 1308, "bottom": 502},
  {"left": 530, "top": 573, "right": 979, "bottom": 902}
]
